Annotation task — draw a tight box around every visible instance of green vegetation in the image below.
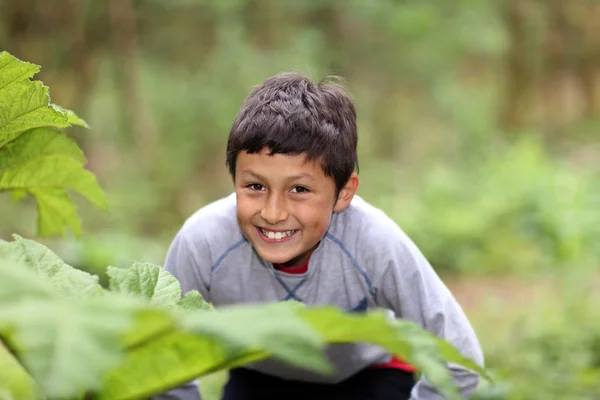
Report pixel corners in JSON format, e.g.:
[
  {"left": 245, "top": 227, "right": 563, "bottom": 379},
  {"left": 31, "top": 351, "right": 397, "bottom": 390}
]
[
  {"left": 0, "top": 51, "right": 106, "bottom": 237},
  {"left": 0, "top": 235, "right": 483, "bottom": 400}
]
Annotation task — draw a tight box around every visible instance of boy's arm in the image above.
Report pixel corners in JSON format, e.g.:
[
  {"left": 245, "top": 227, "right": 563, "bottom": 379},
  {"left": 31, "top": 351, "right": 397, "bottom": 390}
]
[
  {"left": 375, "top": 231, "right": 484, "bottom": 400},
  {"left": 164, "top": 229, "right": 211, "bottom": 300},
  {"left": 152, "top": 231, "right": 210, "bottom": 400}
]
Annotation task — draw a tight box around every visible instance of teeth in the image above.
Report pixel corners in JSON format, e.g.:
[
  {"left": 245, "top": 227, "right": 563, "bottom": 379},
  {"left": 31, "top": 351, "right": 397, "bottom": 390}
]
[{"left": 261, "top": 228, "right": 295, "bottom": 240}]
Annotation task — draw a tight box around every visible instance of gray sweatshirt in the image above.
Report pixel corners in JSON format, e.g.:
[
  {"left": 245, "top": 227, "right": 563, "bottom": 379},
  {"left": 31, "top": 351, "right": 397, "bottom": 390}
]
[{"left": 155, "top": 193, "right": 484, "bottom": 400}]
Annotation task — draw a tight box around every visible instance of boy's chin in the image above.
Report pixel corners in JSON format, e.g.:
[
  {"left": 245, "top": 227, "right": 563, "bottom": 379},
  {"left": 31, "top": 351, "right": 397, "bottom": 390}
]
[
  {"left": 258, "top": 252, "right": 296, "bottom": 265},
  {"left": 255, "top": 248, "right": 304, "bottom": 266}
]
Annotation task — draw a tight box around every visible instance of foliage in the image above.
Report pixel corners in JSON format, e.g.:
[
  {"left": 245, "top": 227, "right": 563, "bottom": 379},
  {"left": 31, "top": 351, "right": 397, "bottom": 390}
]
[
  {"left": 0, "top": 235, "right": 487, "bottom": 400},
  {"left": 472, "top": 277, "right": 600, "bottom": 400},
  {"left": 0, "top": 51, "right": 106, "bottom": 237},
  {"left": 374, "top": 136, "right": 600, "bottom": 276}
]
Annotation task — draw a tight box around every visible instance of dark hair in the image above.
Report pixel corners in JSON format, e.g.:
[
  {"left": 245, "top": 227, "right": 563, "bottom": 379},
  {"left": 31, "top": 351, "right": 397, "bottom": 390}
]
[{"left": 226, "top": 72, "right": 358, "bottom": 194}]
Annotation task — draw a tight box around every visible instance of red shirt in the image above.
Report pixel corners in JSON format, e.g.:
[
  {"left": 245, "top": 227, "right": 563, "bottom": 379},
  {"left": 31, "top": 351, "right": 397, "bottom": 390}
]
[{"left": 273, "top": 259, "right": 416, "bottom": 374}]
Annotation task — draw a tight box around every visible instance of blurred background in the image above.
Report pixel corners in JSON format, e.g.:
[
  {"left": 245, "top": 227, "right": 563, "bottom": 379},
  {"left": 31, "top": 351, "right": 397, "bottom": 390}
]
[{"left": 1, "top": 0, "right": 599, "bottom": 398}]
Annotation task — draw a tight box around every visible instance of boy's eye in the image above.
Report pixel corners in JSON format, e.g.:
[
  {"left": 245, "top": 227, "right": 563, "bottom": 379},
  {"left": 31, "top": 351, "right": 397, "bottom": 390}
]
[
  {"left": 291, "top": 186, "right": 309, "bottom": 193},
  {"left": 247, "top": 183, "right": 265, "bottom": 191}
]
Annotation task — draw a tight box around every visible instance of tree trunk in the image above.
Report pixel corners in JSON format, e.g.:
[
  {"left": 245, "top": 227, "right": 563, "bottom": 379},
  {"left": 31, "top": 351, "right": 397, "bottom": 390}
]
[
  {"left": 108, "top": 0, "right": 158, "bottom": 167},
  {"left": 501, "top": 0, "right": 536, "bottom": 132}
]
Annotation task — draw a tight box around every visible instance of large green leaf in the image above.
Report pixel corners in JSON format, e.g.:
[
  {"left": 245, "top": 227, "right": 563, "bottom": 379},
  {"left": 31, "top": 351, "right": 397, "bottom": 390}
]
[
  {"left": 0, "top": 253, "right": 135, "bottom": 399},
  {"left": 0, "top": 342, "right": 40, "bottom": 400},
  {"left": 0, "top": 129, "right": 107, "bottom": 236},
  {"left": 0, "top": 52, "right": 79, "bottom": 146},
  {"left": 97, "top": 302, "right": 330, "bottom": 400},
  {"left": 0, "top": 79, "right": 69, "bottom": 144},
  {"left": 0, "top": 52, "right": 89, "bottom": 148},
  {"left": 98, "top": 328, "right": 263, "bottom": 400},
  {"left": 178, "top": 290, "right": 213, "bottom": 312},
  {"left": 0, "top": 51, "right": 103, "bottom": 236},
  {"left": 0, "top": 52, "right": 38, "bottom": 90},
  {"left": 108, "top": 262, "right": 186, "bottom": 309},
  {"left": 0, "top": 299, "right": 133, "bottom": 399},
  {"left": 0, "top": 241, "right": 328, "bottom": 400},
  {"left": 0, "top": 238, "right": 485, "bottom": 400},
  {"left": 0, "top": 153, "right": 106, "bottom": 207},
  {"left": 298, "top": 307, "right": 489, "bottom": 400},
  {"left": 51, "top": 104, "right": 89, "bottom": 128},
  {"left": 183, "top": 303, "right": 330, "bottom": 373},
  {"left": 30, "top": 187, "right": 84, "bottom": 236},
  {"left": 107, "top": 261, "right": 212, "bottom": 311},
  {"left": 1, "top": 235, "right": 103, "bottom": 298},
  {"left": 0, "top": 131, "right": 106, "bottom": 207},
  {"left": 98, "top": 302, "right": 488, "bottom": 400},
  {"left": 0, "top": 128, "right": 85, "bottom": 170}
]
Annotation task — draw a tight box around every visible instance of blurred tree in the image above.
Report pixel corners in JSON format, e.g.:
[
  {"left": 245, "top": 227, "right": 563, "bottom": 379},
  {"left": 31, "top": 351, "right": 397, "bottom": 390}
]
[
  {"left": 501, "top": 0, "right": 538, "bottom": 131},
  {"left": 108, "top": 0, "right": 158, "bottom": 167}
]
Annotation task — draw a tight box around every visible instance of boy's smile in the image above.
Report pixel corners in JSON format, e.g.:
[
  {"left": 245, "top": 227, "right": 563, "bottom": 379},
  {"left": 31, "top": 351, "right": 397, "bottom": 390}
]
[
  {"left": 234, "top": 149, "right": 358, "bottom": 268},
  {"left": 257, "top": 227, "right": 298, "bottom": 242}
]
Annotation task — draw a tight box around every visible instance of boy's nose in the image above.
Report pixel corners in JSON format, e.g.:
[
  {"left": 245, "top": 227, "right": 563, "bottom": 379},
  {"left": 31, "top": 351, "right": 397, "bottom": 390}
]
[{"left": 260, "top": 194, "right": 288, "bottom": 224}]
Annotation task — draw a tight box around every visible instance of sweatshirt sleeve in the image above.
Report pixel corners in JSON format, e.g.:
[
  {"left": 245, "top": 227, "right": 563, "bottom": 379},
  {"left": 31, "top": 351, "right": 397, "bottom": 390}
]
[
  {"left": 374, "top": 228, "right": 484, "bottom": 399},
  {"left": 164, "top": 228, "right": 211, "bottom": 301},
  {"left": 151, "top": 230, "right": 211, "bottom": 400}
]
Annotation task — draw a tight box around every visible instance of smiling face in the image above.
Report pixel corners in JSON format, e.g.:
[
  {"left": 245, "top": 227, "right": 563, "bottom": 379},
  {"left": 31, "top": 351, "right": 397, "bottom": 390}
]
[{"left": 234, "top": 149, "right": 358, "bottom": 267}]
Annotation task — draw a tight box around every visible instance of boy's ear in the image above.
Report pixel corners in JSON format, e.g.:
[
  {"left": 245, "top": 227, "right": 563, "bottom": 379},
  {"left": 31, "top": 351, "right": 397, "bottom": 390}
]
[{"left": 333, "top": 172, "right": 359, "bottom": 212}]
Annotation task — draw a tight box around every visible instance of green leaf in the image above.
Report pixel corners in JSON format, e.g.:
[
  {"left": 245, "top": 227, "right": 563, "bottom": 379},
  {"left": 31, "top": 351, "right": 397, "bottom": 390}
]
[
  {"left": 0, "top": 128, "right": 89, "bottom": 237},
  {"left": 10, "top": 189, "right": 27, "bottom": 203},
  {"left": 298, "top": 307, "right": 489, "bottom": 400},
  {"left": 0, "top": 140, "right": 105, "bottom": 207},
  {"left": 31, "top": 187, "right": 83, "bottom": 236},
  {"left": 0, "top": 128, "right": 107, "bottom": 236},
  {"left": 0, "top": 154, "right": 106, "bottom": 207},
  {"left": 97, "top": 302, "right": 329, "bottom": 400},
  {"left": 51, "top": 104, "right": 90, "bottom": 128},
  {"left": 0, "top": 245, "right": 58, "bottom": 300},
  {"left": 0, "top": 52, "right": 72, "bottom": 145},
  {"left": 120, "top": 309, "right": 176, "bottom": 349},
  {"left": 0, "top": 253, "right": 136, "bottom": 399},
  {"left": 0, "top": 52, "right": 89, "bottom": 148},
  {"left": 0, "top": 342, "right": 40, "bottom": 400},
  {"left": 98, "top": 329, "right": 242, "bottom": 400},
  {"left": 108, "top": 262, "right": 185, "bottom": 309},
  {"left": 0, "top": 52, "right": 39, "bottom": 90},
  {"left": 2, "top": 235, "right": 103, "bottom": 298},
  {"left": 0, "top": 52, "right": 103, "bottom": 237},
  {"left": 0, "top": 79, "right": 69, "bottom": 143},
  {"left": 0, "top": 299, "right": 132, "bottom": 399},
  {"left": 178, "top": 290, "right": 212, "bottom": 312},
  {"left": 183, "top": 302, "right": 330, "bottom": 373},
  {"left": 0, "top": 128, "right": 86, "bottom": 170},
  {"left": 108, "top": 262, "right": 212, "bottom": 312},
  {"left": 97, "top": 302, "right": 488, "bottom": 400}
]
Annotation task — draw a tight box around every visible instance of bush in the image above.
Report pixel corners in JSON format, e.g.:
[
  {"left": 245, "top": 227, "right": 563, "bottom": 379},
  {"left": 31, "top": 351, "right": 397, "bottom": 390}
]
[
  {"left": 374, "top": 137, "right": 600, "bottom": 276},
  {"left": 473, "top": 278, "right": 600, "bottom": 400}
]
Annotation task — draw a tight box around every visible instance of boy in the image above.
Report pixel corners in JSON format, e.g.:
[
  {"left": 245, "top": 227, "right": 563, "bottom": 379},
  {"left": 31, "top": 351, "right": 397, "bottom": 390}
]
[{"left": 156, "top": 72, "right": 483, "bottom": 400}]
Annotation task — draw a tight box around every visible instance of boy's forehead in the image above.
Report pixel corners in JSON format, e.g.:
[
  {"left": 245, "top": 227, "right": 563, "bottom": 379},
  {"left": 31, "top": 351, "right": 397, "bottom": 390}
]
[{"left": 236, "top": 150, "right": 326, "bottom": 177}]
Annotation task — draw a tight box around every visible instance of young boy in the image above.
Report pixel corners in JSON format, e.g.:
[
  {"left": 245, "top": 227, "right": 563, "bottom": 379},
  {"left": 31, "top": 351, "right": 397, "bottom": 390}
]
[{"left": 156, "top": 73, "right": 484, "bottom": 400}]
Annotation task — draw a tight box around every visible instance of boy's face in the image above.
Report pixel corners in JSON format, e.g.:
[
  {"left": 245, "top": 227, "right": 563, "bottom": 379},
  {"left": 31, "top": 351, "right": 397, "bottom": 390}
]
[{"left": 234, "top": 149, "right": 358, "bottom": 267}]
